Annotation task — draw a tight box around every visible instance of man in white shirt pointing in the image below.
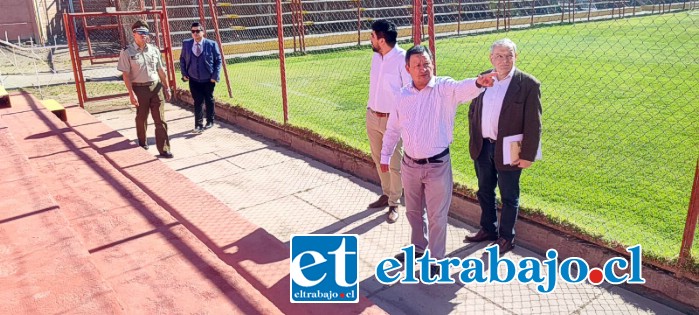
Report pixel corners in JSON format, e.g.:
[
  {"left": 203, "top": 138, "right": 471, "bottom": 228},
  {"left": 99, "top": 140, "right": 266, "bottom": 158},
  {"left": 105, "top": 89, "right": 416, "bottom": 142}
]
[
  {"left": 381, "top": 45, "right": 496, "bottom": 277},
  {"left": 366, "top": 20, "right": 411, "bottom": 223}
]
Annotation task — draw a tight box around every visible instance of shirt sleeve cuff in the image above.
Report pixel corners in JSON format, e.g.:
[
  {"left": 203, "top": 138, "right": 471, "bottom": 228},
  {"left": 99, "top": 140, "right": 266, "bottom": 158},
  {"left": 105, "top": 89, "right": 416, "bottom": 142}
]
[{"left": 380, "top": 155, "right": 391, "bottom": 165}]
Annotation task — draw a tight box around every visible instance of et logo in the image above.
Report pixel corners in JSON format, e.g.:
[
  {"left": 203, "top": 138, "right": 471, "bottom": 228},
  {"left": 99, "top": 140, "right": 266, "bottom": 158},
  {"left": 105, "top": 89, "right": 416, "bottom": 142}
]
[{"left": 289, "top": 235, "right": 359, "bottom": 303}]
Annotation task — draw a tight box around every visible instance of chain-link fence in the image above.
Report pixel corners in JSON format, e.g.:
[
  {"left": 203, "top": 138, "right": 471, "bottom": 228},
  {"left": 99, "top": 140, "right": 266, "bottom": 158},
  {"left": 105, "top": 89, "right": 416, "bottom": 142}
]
[
  {"left": 63, "top": 9, "right": 176, "bottom": 107},
  {"left": 427, "top": 1, "right": 699, "bottom": 268},
  {"left": 167, "top": 0, "right": 699, "bottom": 273},
  {"left": 44, "top": 0, "right": 698, "bottom": 274},
  {"left": 0, "top": 35, "right": 75, "bottom": 98}
]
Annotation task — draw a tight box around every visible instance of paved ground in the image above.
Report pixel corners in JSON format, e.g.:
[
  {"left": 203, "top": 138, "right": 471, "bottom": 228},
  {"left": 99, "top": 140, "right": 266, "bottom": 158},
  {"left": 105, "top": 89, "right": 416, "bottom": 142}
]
[{"left": 90, "top": 101, "right": 686, "bottom": 315}]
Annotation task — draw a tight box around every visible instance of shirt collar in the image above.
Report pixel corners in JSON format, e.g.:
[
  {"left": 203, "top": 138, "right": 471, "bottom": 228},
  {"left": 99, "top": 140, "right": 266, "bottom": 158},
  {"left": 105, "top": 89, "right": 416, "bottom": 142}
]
[
  {"left": 426, "top": 76, "right": 437, "bottom": 88},
  {"left": 385, "top": 46, "right": 399, "bottom": 59},
  {"left": 409, "top": 76, "right": 437, "bottom": 92},
  {"left": 132, "top": 42, "right": 147, "bottom": 51},
  {"left": 496, "top": 66, "right": 516, "bottom": 82}
]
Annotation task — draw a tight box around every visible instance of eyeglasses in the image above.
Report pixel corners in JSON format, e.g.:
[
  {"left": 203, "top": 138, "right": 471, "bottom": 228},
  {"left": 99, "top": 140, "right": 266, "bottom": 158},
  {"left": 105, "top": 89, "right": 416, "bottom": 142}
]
[
  {"left": 493, "top": 54, "right": 515, "bottom": 60},
  {"left": 191, "top": 30, "right": 202, "bottom": 34},
  {"left": 135, "top": 31, "right": 149, "bottom": 36}
]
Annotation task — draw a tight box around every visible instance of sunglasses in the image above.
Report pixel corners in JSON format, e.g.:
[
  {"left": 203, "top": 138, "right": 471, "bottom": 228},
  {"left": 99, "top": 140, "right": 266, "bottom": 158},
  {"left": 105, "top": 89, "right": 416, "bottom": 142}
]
[{"left": 191, "top": 30, "right": 202, "bottom": 34}]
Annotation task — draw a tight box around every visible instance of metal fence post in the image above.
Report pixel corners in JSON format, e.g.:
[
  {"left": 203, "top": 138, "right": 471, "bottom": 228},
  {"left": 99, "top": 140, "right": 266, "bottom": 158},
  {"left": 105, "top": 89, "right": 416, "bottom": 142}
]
[
  {"left": 678, "top": 159, "right": 699, "bottom": 270},
  {"left": 276, "top": 0, "right": 290, "bottom": 124}
]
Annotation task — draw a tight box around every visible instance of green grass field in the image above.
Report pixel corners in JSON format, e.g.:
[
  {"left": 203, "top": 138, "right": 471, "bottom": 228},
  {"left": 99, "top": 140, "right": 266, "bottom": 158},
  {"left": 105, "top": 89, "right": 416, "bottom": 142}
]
[{"left": 204, "top": 12, "right": 699, "bottom": 263}]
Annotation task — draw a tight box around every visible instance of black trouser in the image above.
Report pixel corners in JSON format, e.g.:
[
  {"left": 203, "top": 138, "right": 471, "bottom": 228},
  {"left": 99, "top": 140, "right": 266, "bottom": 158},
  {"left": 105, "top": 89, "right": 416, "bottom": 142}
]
[
  {"left": 189, "top": 80, "right": 216, "bottom": 127},
  {"left": 474, "top": 139, "right": 522, "bottom": 241}
]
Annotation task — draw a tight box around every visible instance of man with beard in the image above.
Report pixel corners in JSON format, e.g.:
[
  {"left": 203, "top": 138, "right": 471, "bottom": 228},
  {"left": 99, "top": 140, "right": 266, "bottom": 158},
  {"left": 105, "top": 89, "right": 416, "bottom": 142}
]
[{"left": 366, "top": 19, "right": 411, "bottom": 223}]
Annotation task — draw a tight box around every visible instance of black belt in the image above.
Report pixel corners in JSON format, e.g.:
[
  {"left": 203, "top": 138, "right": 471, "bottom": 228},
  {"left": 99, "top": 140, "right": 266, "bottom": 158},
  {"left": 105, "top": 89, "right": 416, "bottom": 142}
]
[
  {"left": 484, "top": 138, "right": 496, "bottom": 144},
  {"left": 405, "top": 148, "right": 450, "bottom": 165},
  {"left": 132, "top": 81, "right": 155, "bottom": 87}
]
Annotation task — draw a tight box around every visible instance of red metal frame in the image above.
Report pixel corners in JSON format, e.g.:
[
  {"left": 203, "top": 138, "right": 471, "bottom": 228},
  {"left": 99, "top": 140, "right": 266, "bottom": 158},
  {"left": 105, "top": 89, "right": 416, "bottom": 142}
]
[
  {"left": 678, "top": 159, "right": 699, "bottom": 269},
  {"left": 78, "top": 0, "right": 124, "bottom": 64},
  {"left": 427, "top": 0, "right": 436, "bottom": 74},
  {"left": 413, "top": 0, "right": 422, "bottom": 45},
  {"left": 65, "top": 9, "right": 174, "bottom": 108},
  {"left": 291, "top": 0, "right": 307, "bottom": 53},
  {"left": 197, "top": 0, "right": 207, "bottom": 27},
  {"left": 64, "top": 13, "right": 84, "bottom": 107},
  {"left": 206, "top": 0, "right": 233, "bottom": 98},
  {"left": 276, "top": 0, "right": 290, "bottom": 124}
]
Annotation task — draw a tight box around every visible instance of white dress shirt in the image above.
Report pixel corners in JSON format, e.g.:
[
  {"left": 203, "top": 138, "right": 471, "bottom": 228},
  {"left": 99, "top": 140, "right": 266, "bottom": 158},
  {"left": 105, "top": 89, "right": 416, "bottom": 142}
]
[
  {"left": 481, "top": 67, "right": 516, "bottom": 140},
  {"left": 381, "top": 76, "right": 484, "bottom": 163},
  {"left": 367, "top": 46, "right": 412, "bottom": 114}
]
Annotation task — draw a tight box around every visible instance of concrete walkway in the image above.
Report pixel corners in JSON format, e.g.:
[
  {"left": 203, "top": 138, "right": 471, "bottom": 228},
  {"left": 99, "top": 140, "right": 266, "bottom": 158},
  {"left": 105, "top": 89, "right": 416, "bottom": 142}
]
[{"left": 90, "top": 101, "right": 686, "bottom": 315}]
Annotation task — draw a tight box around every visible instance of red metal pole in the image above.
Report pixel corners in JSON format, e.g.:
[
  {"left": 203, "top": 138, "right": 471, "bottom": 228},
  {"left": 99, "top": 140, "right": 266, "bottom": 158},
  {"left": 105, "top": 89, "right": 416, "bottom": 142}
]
[
  {"left": 160, "top": 2, "right": 176, "bottom": 91},
  {"left": 77, "top": 0, "right": 95, "bottom": 62},
  {"left": 413, "top": 0, "right": 422, "bottom": 45},
  {"left": 64, "top": 13, "right": 84, "bottom": 108},
  {"left": 207, "top": 0, "right": 232, "bottom": 98},
  {"left": 115, "top": 1, "right": 126, "bottom": 48},
  {"left": 276, "top": 0, "right": 289, "bottom": 124},
  {"left": 198, "top": 0, "right": 206, "bottom": 27},
  {"left": 70, "top": 14, "right": 89, "bottom": 105},
  {"left": 678, "top": 159, "right": 699, "bottom": 269},
  {"left": 300, "top": 0, "right": 306, "bottom": 52},
  {"left": 291, "top": 0, "right": 297, "bottom": 52},
  {"left": 427, "top": 0, "right": 436, "bottom": 74},
  {"left": 151, "top": 0, "right": 161, "bottom": 48}
]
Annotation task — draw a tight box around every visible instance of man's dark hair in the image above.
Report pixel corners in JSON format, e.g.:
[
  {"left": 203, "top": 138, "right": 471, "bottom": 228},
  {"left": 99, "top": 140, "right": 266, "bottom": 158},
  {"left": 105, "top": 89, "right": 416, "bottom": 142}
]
[
  {"left": 405, "top": 45, "right": 432, "bottom": 64},
  {"left": 191, "top": 22, "right": 204, "bottom": 30},
  {"left": 371, "top": 19, "right": 397, "bottom": 47}
]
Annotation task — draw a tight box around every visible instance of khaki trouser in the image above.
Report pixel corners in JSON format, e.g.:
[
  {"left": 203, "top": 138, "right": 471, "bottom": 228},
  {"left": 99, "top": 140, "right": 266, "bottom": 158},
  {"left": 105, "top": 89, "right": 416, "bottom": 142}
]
[
  {"left": 133, "top": 82, "right": 170, "bottom": 154},
  {"left": 366, "top": 108, "right": 402, "bottom": 206}
]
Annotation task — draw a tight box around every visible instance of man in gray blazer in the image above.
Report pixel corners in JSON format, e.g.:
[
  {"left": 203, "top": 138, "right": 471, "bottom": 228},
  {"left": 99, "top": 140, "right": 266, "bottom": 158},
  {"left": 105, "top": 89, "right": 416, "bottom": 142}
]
[{"left": 464, "top": 38, "right": 542, "bottom": 255}]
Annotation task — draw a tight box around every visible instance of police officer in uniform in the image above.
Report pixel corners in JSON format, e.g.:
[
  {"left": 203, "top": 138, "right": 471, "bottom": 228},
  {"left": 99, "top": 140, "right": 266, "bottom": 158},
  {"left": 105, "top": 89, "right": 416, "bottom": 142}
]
[{"left": 118, "top": 20, "right": 173, "bottom": 158}]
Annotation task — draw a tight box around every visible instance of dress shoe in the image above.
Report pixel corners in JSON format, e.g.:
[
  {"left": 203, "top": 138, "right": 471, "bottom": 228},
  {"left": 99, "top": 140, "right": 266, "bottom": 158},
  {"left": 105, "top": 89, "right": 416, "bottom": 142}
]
[
  {"left": 394, "top": 250, "right": 425, "bottom": 263},
  {"left": 368, "top": 195, "right": 389, "bottom": 208},
  {"left": 386, "top": 206, "right": 399, "bottom": 224},
  {"left": 492, "top": 237, "right": 515, "bottom": 255},
  {"left": 192, "top": 126, "right": 203, "bottom": 134},
  {"left": 204, "top": 121, "right": 214, "bottom": 130},
  {"left": 159, "top": 151, "right": 174, "bottom": 159},
  {"left": 139, "top": 143, "right": 149, "bottom": 150},
  {"left": 464, "top": 229, "right": 498, "bottom": 243}
]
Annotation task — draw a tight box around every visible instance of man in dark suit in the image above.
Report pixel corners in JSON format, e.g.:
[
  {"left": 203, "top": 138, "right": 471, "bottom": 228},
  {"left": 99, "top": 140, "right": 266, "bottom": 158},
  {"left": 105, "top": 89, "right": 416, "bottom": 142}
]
[
  {"left": 464, "top": 38, "right": 542, "bottom": 255},
  {"left": 180, "top": 22, "right": 222, "bottom": 133}
]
